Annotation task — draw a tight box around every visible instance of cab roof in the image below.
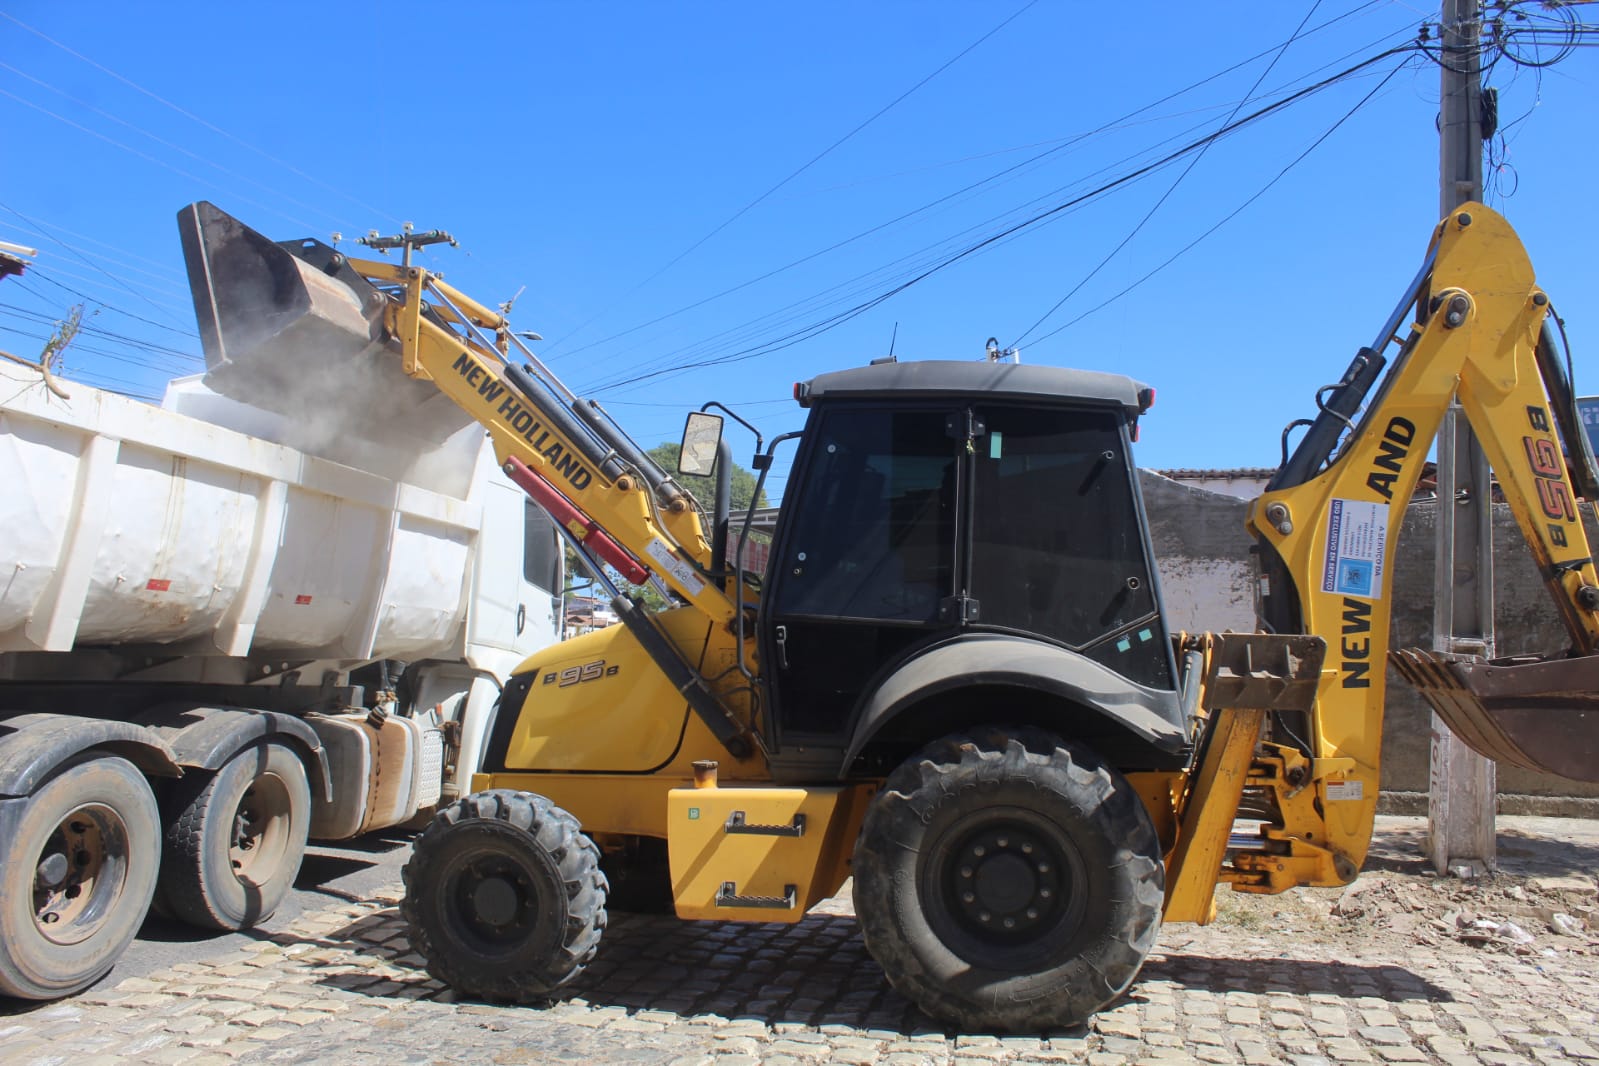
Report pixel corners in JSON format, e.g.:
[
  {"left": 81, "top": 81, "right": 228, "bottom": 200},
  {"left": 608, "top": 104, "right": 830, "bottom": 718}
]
[{"left": 797, "top": 360, "right": 1153, "bottom": 416}]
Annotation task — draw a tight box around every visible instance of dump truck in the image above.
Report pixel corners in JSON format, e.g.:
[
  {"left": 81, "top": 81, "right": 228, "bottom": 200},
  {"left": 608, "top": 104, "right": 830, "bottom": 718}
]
[
  {"left": 0, "top": 260, "right": 567, "bottom": 999},
  {"left": 172, "top": 200, "right": 1599, "bottom": 1031}
]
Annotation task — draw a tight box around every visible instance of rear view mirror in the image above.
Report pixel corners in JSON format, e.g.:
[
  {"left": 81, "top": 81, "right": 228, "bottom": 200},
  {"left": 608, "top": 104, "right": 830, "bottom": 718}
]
[{"left": 678, "top": 412, "right": 724, "bottom": 477}]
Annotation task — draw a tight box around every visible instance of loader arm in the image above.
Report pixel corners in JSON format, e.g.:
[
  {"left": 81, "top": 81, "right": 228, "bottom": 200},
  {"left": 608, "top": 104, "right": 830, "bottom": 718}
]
[
  {"left": 1243, "top": 204, "right": 1599, "bottom": 875},
  {"left": 177, "top": 201, "right": 756, "bottom": 756}
]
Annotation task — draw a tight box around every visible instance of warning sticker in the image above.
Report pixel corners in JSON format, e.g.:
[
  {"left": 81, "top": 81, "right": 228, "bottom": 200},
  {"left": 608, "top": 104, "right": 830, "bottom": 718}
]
[
  {"left": 1321, "top": 499, "right": 1389, "bottom": 600},
  {"left": 1325, "top": 779, "right": 1365, "bottom": 802},
  {"left": 646, "top": 538, "right": 706, "bottom": 596}
]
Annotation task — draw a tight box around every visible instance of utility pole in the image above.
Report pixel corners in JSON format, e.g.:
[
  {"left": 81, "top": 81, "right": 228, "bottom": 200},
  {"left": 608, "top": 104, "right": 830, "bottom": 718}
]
[{"left": 1429, "top": 0, "right": 1496, "bottom": 875}]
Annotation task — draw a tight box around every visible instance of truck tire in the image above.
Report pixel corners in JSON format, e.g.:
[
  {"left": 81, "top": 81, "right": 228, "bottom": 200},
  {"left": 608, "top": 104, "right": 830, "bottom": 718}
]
[
  {"left": 0, "top": 755, "right": 161, "bottom": 999},
  {"left": 852, "top": 727, "right": 1164, "bottom": 1031},
  {"left": 402, "top": 790, "right": 607, "bottom": 1001},
  {"left": 159, "top": 741, "right": 311, "bottom": 931}
]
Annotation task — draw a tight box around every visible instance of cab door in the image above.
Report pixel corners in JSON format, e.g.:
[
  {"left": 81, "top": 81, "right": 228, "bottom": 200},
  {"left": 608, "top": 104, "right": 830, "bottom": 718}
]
[{"left": 761, "top": 405, "right": 962, "bottom": 748}]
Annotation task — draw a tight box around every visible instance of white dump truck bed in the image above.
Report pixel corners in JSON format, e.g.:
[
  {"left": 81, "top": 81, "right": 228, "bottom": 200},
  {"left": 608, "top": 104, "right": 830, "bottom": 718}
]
[{"left": 0, "top": 362, "right": 490, "bottom": 661}]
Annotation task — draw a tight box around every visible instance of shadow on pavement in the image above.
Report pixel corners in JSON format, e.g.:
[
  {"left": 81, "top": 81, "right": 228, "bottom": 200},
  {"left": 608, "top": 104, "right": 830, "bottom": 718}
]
[{"left": 1141, "top": 952, "right": 1452, "bottom": 1002}]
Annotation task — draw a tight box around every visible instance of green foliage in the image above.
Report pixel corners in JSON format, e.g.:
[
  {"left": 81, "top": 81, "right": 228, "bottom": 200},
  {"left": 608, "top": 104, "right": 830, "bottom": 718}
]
[{"left": 647, "top": 442, "right": 769, "bottom": 512}]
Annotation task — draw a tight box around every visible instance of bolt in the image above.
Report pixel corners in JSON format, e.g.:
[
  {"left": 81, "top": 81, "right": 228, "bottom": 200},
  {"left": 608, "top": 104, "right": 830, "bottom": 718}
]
[
  {"left": 1457, "top": 211, "right": 1473, "bottom": 227},
  {"left": 1445, "top": 295, "right": 1471, "bottom": 328},
  {"left": 1021, "top": 843, "right": 1033, "bottom": 854},
  {"left": 1003, "top": 917, "right": 1016, "bottom": 929},
  {"left": 963, "top": 892, "right": 975, "bottom": 904},
  {"left": 1534, "top": 293, "right": 1548, "bottom": 307},
  {"left": 979, "top": 911, "right": 991, "bottom": 923},
  {"left": 996, "top": 837, "right": 1009, "bottom": 848},
  {"left": 973, "top": 846, "right": 986, "bottom": 858},
  {"left": 1040, "top": 888, "right": 1052, "bottom": 899},
  {"left": 960, "top": 866, "right": 973, "bottom": 878},
  {"left": 1037, "top": 862, "right": 1050, "bottom": 874},
  {"left": 1026, "top": 908, "right": 1038, "bottom": 920}
]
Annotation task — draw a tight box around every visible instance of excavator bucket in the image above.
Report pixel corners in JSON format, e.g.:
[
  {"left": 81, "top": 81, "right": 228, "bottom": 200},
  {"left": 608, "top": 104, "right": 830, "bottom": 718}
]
[
  {"left": 176, "top": 201, "right": 474, "bottom": 448},
  {"left": 1391, "top": 649, "right": 1599, "bottom": 783}
]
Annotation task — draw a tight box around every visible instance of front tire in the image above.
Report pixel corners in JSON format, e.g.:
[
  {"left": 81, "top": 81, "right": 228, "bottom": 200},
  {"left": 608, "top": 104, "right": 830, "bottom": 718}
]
[
  {"left": 159, "top": 741, "right": 311, "bottom": 931},
  {"left": 0, "top": 755, "right": 161, "bottom": 999},
  {"left": 401, "top": 790, "right": 607, "bottom": 1001},
  {"left": 853, "top": 728, "right": 1164, "bottom": 1031}
]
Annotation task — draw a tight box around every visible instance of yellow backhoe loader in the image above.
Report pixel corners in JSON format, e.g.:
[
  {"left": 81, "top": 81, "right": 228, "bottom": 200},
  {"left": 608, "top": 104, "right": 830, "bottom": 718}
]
[{"left": 179, "top": 200, "right": 1599, "bottom": 1031}]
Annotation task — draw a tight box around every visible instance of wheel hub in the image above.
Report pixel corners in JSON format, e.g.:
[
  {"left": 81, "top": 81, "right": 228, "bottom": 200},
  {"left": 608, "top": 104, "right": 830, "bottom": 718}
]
[
  {"left": 32, "top": 805, "right": 127, "bottom": 946},
  {"left": 472, "top": 875, "right": 521, "bottom": 927},
  {"left": 950, "top": 825, "right": 1063, "bottom": 938}
]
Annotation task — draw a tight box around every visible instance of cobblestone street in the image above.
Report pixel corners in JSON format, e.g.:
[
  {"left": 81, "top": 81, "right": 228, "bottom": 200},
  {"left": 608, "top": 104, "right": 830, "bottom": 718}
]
[{"left": 3, "top": 816, "right": 1596, "bottom": 1066}]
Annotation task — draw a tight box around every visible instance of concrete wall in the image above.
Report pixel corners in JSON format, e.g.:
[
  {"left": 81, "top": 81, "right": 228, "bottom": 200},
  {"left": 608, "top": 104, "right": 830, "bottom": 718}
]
[{"left": 1139, "top": 470, "right": 1599, "bottom": 803}]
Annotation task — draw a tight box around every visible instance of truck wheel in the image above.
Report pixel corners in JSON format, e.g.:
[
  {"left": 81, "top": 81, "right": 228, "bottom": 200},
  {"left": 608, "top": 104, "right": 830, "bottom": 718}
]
[
  {"left": 0, "top": 755, "right": 161, "bottom": 999},
  {"left": 402, "top": 790, "right": 607, "bottom": 1001},
  {"left": 853, "top": 728, "right": 1164, "bottom": 1032},
  {"left": 160, "top": 741, "right": 310, "bottom": 931}
]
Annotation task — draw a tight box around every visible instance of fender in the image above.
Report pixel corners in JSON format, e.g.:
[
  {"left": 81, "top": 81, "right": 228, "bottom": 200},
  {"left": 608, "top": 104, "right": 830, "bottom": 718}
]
[
  {"left": 841, "top": 633, "right": 1188, "bottom": 774},
  {"left": 0, "top": 714, "right": 183, "bottom": 798},
  {"left": 134, "top": 703, "right": 333, "bottom": 803}
]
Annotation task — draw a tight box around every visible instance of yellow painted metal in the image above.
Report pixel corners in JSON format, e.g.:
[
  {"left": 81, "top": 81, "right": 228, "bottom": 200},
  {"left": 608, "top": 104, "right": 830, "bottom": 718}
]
[
  {"left": 1243, "top": 203, "right": 1599, "bottom": 874},
  {"left": 1124, "top": 771, "right": 1183, "bottom": 853},
  {"left": 664, "top": 785, "right": 871, "bottom": 921},
  {"left": 1162, "top": 707, "right": 1264, "bottom": 924},
  {"left": 345, "top": 255, "right": 739, "bottom": 627},
  {"left": 494, "top": 605, "right": 759, "bottom": 775}
]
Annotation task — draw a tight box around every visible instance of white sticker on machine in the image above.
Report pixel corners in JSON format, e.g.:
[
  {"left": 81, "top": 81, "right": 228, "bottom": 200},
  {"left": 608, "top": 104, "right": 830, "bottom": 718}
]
[
  {"left": 646, "top": 538, "right": 706, "bottom": 596},
  {"left": 1326, "top": 779, "right": 1364, "bottom": 802},
  {"left": 1321, "top": 498, "right": 1389, "bottom": 599}
]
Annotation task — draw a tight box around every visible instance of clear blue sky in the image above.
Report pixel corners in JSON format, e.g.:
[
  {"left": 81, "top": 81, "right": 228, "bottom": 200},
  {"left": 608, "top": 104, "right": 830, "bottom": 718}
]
[{"left": 3, "top": 2, "right": 1595, "bottom": 502}]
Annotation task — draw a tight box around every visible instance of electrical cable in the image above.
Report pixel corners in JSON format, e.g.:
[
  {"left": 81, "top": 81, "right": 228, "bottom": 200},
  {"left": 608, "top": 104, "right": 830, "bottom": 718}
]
[
  {"left": 1022, "top": 57, "right": 1417, "bottom": 352},
  {"left": 590, "top": 45, "right": 1420, "bottom": 393},
  {"left": 1010, "top": 1, "right": 1328, "bottom": 349},
  {"left": 539, "top": 0, "right": 1043, "bottom": 357}
]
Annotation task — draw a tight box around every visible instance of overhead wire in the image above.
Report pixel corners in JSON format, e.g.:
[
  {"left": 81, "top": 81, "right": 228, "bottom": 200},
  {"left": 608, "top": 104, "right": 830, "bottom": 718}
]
[
  {"left": 1020, "top": 56, "right": 1419, "bottom": 353},
  {"left": 588, "top": 44, "right": 1421, "bottom": 394},
  {"left": 1010, "top": 0, "right": 1328, "bottom": 349},
  {"left": 567, "top": 6, "right": 1417, "bottom": 382},
  {"left": 539, "top": 0, "right": 1043, "bottom": 357}
]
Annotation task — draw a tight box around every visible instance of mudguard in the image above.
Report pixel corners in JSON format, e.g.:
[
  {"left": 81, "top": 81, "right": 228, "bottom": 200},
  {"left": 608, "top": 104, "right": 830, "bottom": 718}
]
[
  {"left": 134, "top": 703, "right": 333, "bottom": 802},
  {"left": 841, "top": 633, "right": 1189, "bottom": 774},
  {"left": 0, "top": 714, "right": 182, "bottom": 798}
]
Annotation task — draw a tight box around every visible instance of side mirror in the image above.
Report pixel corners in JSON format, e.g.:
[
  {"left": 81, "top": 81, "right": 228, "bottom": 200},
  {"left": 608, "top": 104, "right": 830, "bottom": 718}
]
[{"left": 678, "top": 411, "right": 724, "bottom": 477}]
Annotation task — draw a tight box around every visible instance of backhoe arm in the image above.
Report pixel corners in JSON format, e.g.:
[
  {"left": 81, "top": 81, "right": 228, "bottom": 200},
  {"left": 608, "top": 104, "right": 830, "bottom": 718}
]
[{"left": 1242, "top": 204, "right": 1599, "bottom": 876}]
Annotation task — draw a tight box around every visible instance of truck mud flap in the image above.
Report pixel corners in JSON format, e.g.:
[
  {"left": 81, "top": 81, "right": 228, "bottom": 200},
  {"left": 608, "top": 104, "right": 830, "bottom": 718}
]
[{"left": 1391, "top": 649, "right": 1599, "bottom": 783}]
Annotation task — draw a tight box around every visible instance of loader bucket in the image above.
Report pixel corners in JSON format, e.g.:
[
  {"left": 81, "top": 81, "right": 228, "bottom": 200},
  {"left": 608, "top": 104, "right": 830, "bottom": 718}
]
[
  {"left": 176, "top": 201, "right": 474, "bottom": 448},
  {"left": 1391, "top": 648, "right": 1599, "bottom": 783}
]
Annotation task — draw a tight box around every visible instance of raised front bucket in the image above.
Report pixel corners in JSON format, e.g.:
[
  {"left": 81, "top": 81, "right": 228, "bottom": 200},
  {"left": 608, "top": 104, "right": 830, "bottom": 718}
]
[
  {"left": 1391, "top": 648, "right": 1599, "bottom": 783},
  {"left": 176, "top": 201, "right": 474, "bottom": 449}
]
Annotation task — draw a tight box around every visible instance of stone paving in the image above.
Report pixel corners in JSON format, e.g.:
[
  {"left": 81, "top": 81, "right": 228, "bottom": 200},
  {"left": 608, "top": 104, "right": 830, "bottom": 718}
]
[{"left": 2, "top": 818, "right": 1597, "bottom": 1065}]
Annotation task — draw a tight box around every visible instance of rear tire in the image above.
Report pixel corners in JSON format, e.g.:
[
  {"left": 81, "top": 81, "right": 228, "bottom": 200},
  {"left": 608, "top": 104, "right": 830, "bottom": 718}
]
[
  {"left": 159, "top": 741, "right": 311, "bottom": 931},
  {"left": 0, "top": 755, "right": 161, "bottom": 999},
  {"left": 402, "top": 790, "right": 607, "bottom": 1001},
  {"left": 853, "top": 728, "right": 1164, "bottom": 1031}
]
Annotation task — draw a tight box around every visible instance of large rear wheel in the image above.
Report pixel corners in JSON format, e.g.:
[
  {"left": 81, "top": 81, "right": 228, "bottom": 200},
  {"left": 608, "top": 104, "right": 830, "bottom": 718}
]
[
  {"left": 0, "top": 755, "right": 161, "bottom": 999},
  {"left": 853, "top": 728, "right": 1164, "bottom": 1031},
  {"left": 159, "top": 741, "right": 311, "bottom": 931},
  {"left": 401, "top": 790, "right": 607, "bottom": 1002}
]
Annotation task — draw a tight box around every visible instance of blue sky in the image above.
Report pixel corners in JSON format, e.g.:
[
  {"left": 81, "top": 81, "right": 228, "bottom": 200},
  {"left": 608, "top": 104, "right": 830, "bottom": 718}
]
[{"left": 2, "top": 2, "right": 1595, "bottom": 502}]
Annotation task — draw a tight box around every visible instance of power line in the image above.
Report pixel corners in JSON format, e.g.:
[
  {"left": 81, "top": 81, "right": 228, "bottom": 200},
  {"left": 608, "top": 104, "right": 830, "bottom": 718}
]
[
  {"left": 590, "top": 44, "right": 1419, "bottom": 394},
  {"left": 1023, "top": 57, "right": 1417, "bottom": 352},
  {"left": 0, "top": 199, "right": 194, "bottom": 331},
  {"left": 19, "top": 270, "right": 198, "bottom": 339},
  {"left": 1010, "top": 0, "right": 1327, "bottom": 349},
  {"left": 540, "top": 0, "right": 1042, "bottom": 356},
  {"left": 560, "top": 3, "right": 1411, "bottom": 376},
  {"left": 0, "top": 11, "right": 403, "bottom": 228}
]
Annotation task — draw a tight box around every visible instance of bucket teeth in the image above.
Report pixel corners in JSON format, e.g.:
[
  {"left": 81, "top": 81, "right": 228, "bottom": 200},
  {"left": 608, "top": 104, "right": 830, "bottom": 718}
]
[{"left": 1390, "top": 648, "right": 1599, "bottom": 783}]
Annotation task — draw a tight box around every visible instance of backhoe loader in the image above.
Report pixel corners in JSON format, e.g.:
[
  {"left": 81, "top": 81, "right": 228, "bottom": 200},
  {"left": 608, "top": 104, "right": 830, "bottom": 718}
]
[{"left": 179, "top": 200, "right": 1599, "bottom": 1031}]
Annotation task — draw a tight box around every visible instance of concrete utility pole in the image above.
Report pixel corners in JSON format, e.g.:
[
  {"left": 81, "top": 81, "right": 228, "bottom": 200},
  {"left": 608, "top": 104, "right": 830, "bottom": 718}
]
[{"left": 1429, "top": 0, "right": 1496, "bottom": 875}]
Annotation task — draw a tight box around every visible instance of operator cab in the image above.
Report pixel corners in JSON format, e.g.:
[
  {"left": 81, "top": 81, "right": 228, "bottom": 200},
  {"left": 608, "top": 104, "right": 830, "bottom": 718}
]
[{"left": 757, "top": 360, "right": 1183, "bottom": 780}]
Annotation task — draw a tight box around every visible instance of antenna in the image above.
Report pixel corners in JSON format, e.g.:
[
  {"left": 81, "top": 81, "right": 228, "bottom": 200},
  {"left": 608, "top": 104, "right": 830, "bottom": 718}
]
[{"left": 888, "top": 322, "right": 899, "bottom": 360}]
